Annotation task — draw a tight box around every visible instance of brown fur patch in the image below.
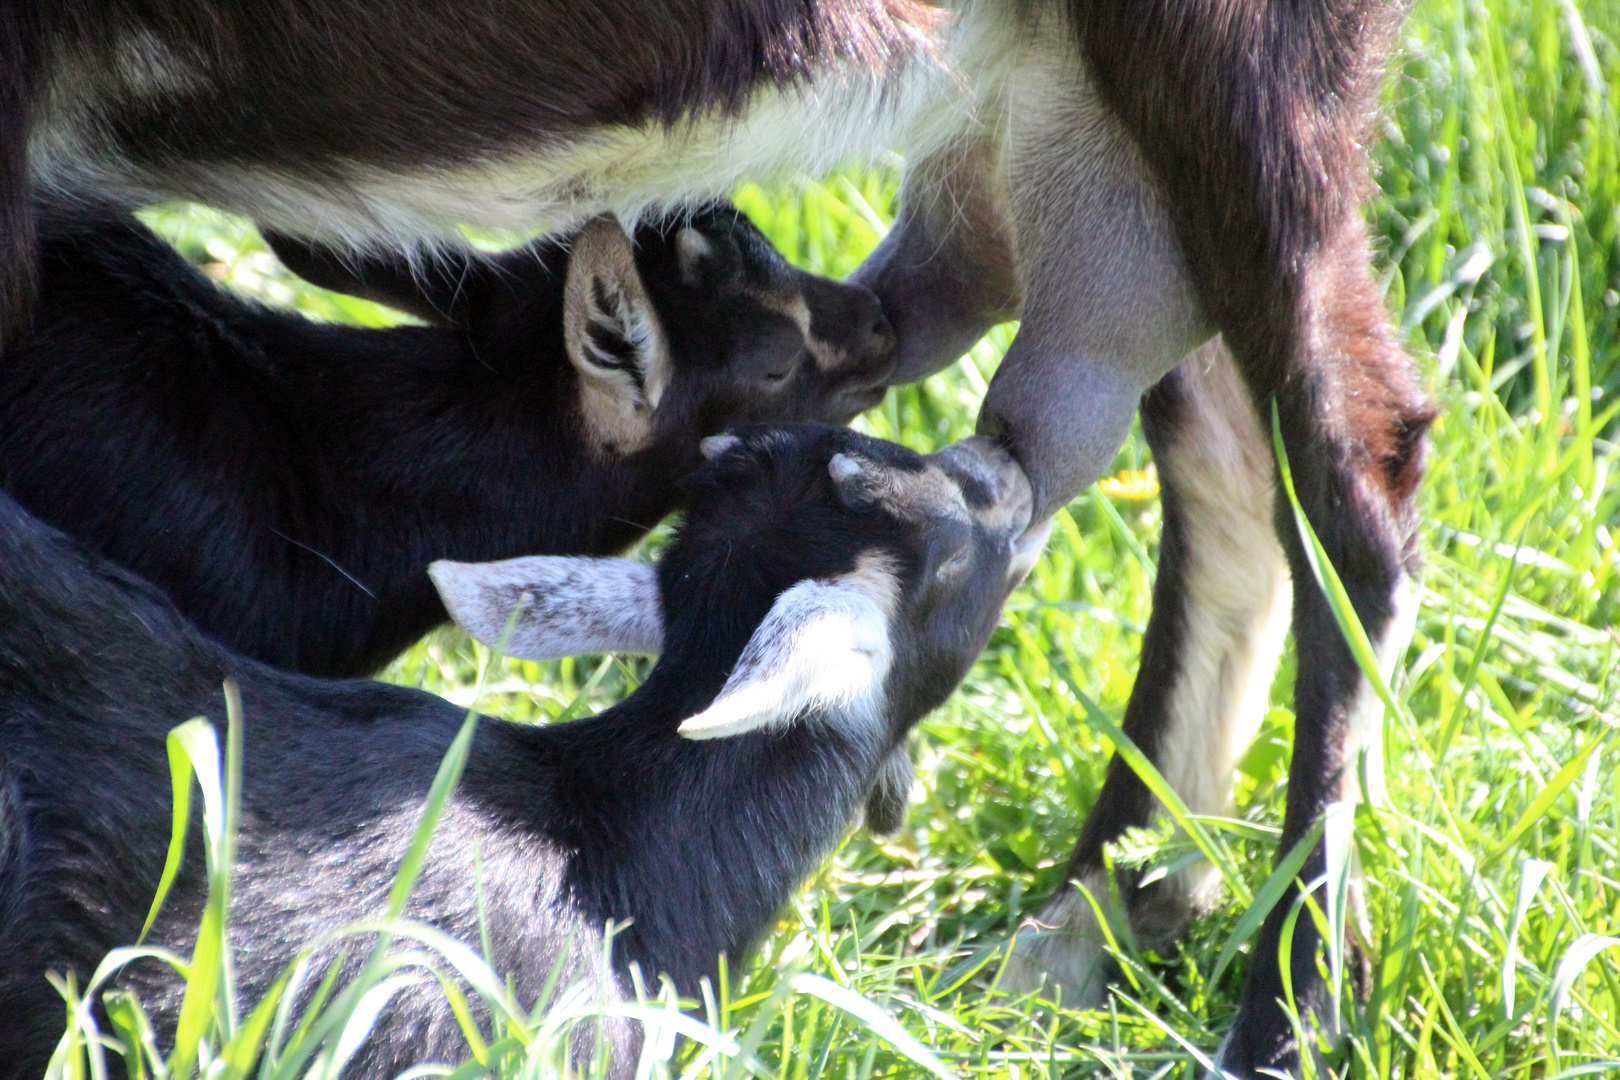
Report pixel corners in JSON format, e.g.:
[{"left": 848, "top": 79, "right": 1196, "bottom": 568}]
[{"left": 1064, "top": 0, "right": 1401, "bottom": 392}]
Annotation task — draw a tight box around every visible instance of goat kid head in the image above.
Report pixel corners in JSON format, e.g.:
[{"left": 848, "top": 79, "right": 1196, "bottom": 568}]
[
  {"left": 267, "top": 206, "right": 896, "bottom": 457},
  {"left": 432, "top": 423, "right": 1050, "bottom": 828}
]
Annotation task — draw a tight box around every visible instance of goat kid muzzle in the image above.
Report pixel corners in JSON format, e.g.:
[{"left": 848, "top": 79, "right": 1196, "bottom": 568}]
[{"left": 680, "top": 437, "right": 1042, "bottom": 742}]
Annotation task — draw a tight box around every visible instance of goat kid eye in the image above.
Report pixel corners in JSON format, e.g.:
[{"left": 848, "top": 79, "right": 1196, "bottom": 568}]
[
  {"left": 760, "top": 355, "right": 802, "bottom": 385},
  {"left": 934, "top": 547, "right": 970, "bottom": 582}
]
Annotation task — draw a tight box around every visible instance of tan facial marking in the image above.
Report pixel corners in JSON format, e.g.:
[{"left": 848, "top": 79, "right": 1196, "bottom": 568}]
[
  {"left": 842, "top": 550, "right": 904, "bottom": 619},
  {"left": 753, "top": 288, "right": 851, "bottom": 373}
]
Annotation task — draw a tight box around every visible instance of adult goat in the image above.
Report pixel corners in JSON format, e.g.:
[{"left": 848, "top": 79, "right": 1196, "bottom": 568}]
[{"left": 6, "top": 3, "right": 1432, "bottom": 1070}]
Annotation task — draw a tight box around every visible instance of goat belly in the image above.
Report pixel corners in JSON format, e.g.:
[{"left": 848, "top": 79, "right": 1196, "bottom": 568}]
[{"left": 30, "top": 1, "right": 945, "bottom": 255}]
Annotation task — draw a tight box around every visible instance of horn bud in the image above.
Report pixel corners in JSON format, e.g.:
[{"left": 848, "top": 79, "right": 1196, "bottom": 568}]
[{"left": 701, "top": 434, "right": 741, "bottom": 461}]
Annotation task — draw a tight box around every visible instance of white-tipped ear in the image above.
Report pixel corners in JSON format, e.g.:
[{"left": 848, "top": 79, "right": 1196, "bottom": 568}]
[
  {"left": 828, "top": 453, "right": 863, "bottom": 483},
  {"left": 827, "top": 451, "right": 886, "bottom": 510},
  {"left": 679, "top": 555, "right": 900, "bottom": 740},
  {"left": 700, "top": 433, "right": 740, "bottom": 461},
  {"left": 564, "top": 215, "right": 672, "bottom": 454},
  {"left": 429, "top": 556, "right": 662, "bottom": 661}
]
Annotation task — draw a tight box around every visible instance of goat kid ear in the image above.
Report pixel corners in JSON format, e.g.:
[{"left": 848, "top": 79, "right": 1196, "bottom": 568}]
[
  {"left": 263, "top": 232, "right": 479, "bottom": 328},
  {"left": 564, "top": 215, "right": 673, "bottom": 455},
  {"left": 679, "top": 556, "right": 900, "bottom": 740},
  {"left": 428, "top": 556, "right": 662, "bottom": 661}
]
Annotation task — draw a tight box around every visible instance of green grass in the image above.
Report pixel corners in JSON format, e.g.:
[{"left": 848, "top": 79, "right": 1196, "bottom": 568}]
[{"left": 48, "top": 0, "right": 1620, "bottom": 1075}]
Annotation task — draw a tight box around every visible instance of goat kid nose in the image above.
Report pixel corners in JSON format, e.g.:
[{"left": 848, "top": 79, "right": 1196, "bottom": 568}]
[
  {"left": 810, "top": 280, "right": 895, "bottom": 374},
  {"left": 933, "top": 436, "right": 1034, "bottom": 537},
  {"left": 861, "top": 296, "right": 898, "bottom": 361}
]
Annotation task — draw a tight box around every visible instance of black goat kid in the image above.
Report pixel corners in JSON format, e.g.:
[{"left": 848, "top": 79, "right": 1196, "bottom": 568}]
[
  {"left": 0, "top": 423, "right": 1043, "bottom": 1078},
  {"left": 0, "top": 205, "right": 895, "bottom": 677}
]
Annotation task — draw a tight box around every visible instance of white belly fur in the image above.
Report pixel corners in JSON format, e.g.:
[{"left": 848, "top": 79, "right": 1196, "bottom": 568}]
[{"left": 32, "top": 9, "right": 1025, "bottom": 255}]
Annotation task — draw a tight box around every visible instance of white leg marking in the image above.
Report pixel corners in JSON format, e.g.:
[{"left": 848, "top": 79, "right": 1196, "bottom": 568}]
[{"left": 1152, "top": 342, "right": 1291, "bottom": 910}]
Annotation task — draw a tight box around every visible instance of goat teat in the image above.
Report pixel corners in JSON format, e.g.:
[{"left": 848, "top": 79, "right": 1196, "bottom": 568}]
[{"left": 432, "top": 423, "right": 1047, "bottom": 752}]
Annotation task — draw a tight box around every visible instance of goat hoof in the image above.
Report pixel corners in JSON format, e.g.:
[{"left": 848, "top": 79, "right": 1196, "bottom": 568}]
[{"left": 998, "top": 888, "right": 1115, "bottom": 1009}]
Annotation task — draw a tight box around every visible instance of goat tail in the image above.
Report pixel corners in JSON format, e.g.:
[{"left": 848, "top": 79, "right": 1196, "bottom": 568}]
[{"left": 0, "top": 7, "right": 39, "bottom": 349}]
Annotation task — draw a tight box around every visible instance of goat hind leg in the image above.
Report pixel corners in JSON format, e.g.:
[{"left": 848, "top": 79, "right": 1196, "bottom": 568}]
[
  {"left": 1003, "top": 339, "right": 1292, "bottom": 1007},
  {"left": 1211, "top": 243, "right": 1430, "bottom": 1077},
  {"left": 1027, "top": 1, "right": 1431, "bottom": 1069}
]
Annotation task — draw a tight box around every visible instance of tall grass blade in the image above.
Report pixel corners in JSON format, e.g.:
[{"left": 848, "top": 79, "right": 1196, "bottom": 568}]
[
  {"left": 1208, "top": 818, "right": 1323, "bottom": 991},
  {"left": 325, "top": 974, "right": 425, "bottom": 1077},
  {"left": 788, "top": 975, "right": 957, "bottom": 1080},
  {"left": 1548, "top": 934, "right": 1620, "bottom": 1071},
  {"left": 141, "top": 727, "right": 200, "bottom": 944},
  {"left": 1322, "top": 801, "right": 1355, "bottom": 1031},
  {"left": 166, "top": 680, "right": 244, "bottom": 1080},
  {"left": 1269, "top": 402, "right": 1404, "bottom": 726},
  {"left": 1054, "top": 663, "right": 1252, "bottom": 905},
  {"left": 1487, "top": 731, "right": 1609, "bottom": 865},
  {"left": 1502, "top": 858, "right": 1554, "bottom": 1018}
]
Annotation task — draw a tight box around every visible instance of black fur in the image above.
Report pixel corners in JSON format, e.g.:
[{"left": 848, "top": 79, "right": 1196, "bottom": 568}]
[
  {"left": 6, "top": 1, "right": 1430, "bottom": 1071},
  {"left": 0, "top": 204, "right": 893, "bottom": 677},
  {"left": 0, "top": 422, "right": 1025, "bottom": 1079},
  {"left": 0, "top": 6, "right": 39, "bottom": 343}
]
